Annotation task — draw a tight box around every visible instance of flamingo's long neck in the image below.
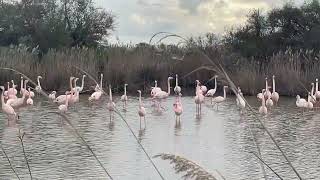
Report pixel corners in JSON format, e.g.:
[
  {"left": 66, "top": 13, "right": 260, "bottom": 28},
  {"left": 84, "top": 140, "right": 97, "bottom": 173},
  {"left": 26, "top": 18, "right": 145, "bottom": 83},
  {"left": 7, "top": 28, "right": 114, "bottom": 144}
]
[
  {"left": 175, "top": 76, "right": 178, "bottom": 87},
  {"left": 155, "top": 81, "right": 157, "bottom": 88},
  {"left": 223, "top": 87, "right": 226, "bottom": 99},
  {"left": 69, "top": 78, "right": 73, "bottom": 91},
  {"left": 20, "top": 78, "right": 23, "bottom": 92},
  {"left": 1, "top": 89, "right": 4, "bottom": 106},
  {"left": 139, "top": 92, "right": 142, "bottom": 107},
  {"left": 167, "top": 79, "right": 171, "bottom": 95},
  {"left": 81, "top": 76, "right": 85, "bottom": 89},
  {"left": 37, "top": 77, "right": 41, "bottom": 87},
  {"left": 265, "top": 79, "right": 268, "bottom": 91},
  {"left": 124, "top": 85, "right": 127, "bottom": 96},
  {"left": 316, "top": 80, "right": 319, "bottom": 93},
  {"left": 214, "top": 77, "right": 217, "bottom": 90},
  {"left": 24, "top": 80, "right": 27, "bottom": 90},
  {"left": 109, "top": 86, "right": 112, "bottom": 101},
  {"left": 272, "top": 77, "right": 276, "bottom": 93},
  {"left": 65, "top": 93, "right": 69, "bottom": 106},
  {"left": 12, "top": 81, "right": 15, "bottom": 88},
  {"left": 100, "top": 74, "right": 103, "bottom": 89},
  {"left": 311, "top": 84, "right": 314, "bottom": 95},
  {"left": 262, "top": 92, "right": 266, "bottom": 107}
]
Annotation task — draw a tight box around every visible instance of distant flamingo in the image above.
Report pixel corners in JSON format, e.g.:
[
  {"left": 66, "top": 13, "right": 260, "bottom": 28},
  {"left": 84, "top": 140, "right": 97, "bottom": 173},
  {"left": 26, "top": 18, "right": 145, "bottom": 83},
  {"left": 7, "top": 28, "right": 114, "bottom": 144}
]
[
  {"left": 55, "top": 77, "right": 75, "bottom": 104},
  {"left": 173, "top": 93, "right": 183, "bottom": 123},
  {"left": 259, "top": 89, "right": 268, "bottom": 115},
  {"left": 74, "top": 75, "right": 86, "bottom": 93},
  {"left": 315, "top": 79, "right": 320, "bottom": 100},
  {"left": 35, "top": 76, "right": 42, "bottom": 93},
  {"left": 106, "top": 85, "right": 116, "bottom": 122},
  {"left": 271, "top": 75, "right": 279, "bottom": 104},
  {"left": 195, "top": 80, "right": 204, "bottom": 114},
  {"left": 266, "top": 88, "right": 274, "bottom": 108},
  {"left": 200, "top": 85, "right": 207, "bottom": 95},
  {"left": 26, "top": 87, "right": 33, "bottom": 105},
  {"left": 296, "top": 95, "right": 307, "bottom": 110},
  {"left": 151, "top": 80, "right": 162, "bottom": 97},
  {"left": 310, "top": 83, "right": 316, "bottom": 103},
  {"left": 307, "top": 92, "right": 313, "bottom": 110},
  {"left": 174, "top": 74, "right": 181, "bottom": 95},
  {"left": 10, "top": 80, "right": 18, "bottom": 95},
  {"left": 94, "top": 74, "right": 103, "bottom": 92},
  {"left": 24, "top": 80, "right": 34, "bottom": 98},
  {"left": 49, "top": 91, "right": 57, "bottom": 100},
  {"left": 121, "top": 84, "right": 128, "bottom": 110},
  {"left": 264, "top": 77, "right": 271, "bottom": 99},
  {"left": 236, "top": 87, "right": 246, "bottom": 114},
  {"left": 206, "top": 75, "right": 218, "bottom": 104},
  {"left": 20, "top": 76, "right": 25, "bottom": 95},
  {"left": 212, "top": 86, "right": 228, "bottom": 110},
  {"left": 0, "top": 86, "right": 17, "bottom": 120},
  {"left": 71, "top": 78, "right": 80, "bottom": 103},
  {"left": 89, "top": 75, "right": 103, "bottom": 102},
  {"left": 58, "top": 91, "right": 70, "bottom": 113},
  {"left": 137, "top": 90, "right": 146, "bottom": 129},
  {"left": 154, "top": 77, "right": 173, "bottom": 111},
  {"left": 7, "top": 86, "right": 27, "bottom": 109}
]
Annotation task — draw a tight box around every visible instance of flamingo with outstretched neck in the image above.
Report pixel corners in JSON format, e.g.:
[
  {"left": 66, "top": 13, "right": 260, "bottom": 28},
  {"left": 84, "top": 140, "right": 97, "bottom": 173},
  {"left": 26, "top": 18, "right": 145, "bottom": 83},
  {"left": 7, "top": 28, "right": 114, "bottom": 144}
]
[
  {"left": 206, "top": 75, "right": 218, "bottom": 104},
  {"left": 107, "top": 85, "right": 116, "bottom": 122},
  {"left": 55, "top": 77, "right": 75, "bottom": 104},
  {"left": 138, "top": 90, "right": 146, "bottom": 129},
  {"left": 173, "top": 93, "right": 183, "bottom": 124},
  {"left": 174, "top": 74, "right": 181, "bottom": 95},
  {"left": 195, "top": 80, "right": 204, "bottom": 115},
  {"left": 154, "top": 77, "right": 173, "bottom": 111},
  {"left": 59, "top": 91, "right": 70, "bottom": 113},
  {"left": 74, "top": 75, "right": 86, "bottom": 93},
  {"left": 259, "top": 89, "right": 268, "bottom": 115},
  {"left": 271, "top": 75, "right": 279, "bottom": 105},
  {"left": 121, "top": 84, "right": 128, "bottom": 110},
  {"left": 212, "top": 86, "right": 228, "bottom": 110},
  {"left": 35, "top": 76, "right": 42, "bottom": 93},
  {"left": 26, "top": 87, "right": 33, "bottom": 105}
]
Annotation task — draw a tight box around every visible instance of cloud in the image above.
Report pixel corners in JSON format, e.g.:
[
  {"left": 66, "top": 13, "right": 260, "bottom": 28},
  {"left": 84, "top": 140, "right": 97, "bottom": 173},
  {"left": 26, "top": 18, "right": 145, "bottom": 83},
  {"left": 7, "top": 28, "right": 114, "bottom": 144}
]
[{"left": 95, "top": 0, "right": 304, "bottom": 43}]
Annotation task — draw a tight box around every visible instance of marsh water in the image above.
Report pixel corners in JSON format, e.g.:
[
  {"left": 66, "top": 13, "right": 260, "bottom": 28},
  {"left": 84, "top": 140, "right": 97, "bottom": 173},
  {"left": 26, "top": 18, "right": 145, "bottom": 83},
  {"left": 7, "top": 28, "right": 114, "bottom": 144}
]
[{"left": 0, "top": 95, "right": 320, "bottom": 180}]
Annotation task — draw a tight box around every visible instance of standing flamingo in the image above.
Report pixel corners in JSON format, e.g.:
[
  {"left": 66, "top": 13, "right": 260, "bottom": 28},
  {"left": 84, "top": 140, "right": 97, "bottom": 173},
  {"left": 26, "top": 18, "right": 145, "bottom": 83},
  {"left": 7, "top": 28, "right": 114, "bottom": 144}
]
[
  {"left": 173, "top": 93, "right": 183, "bottom": 124},
  {"left": 137, "top": 90, "right": 146, "bottom": 129},
  {"left": 0, "top": 86, "right": 17, "bottom": 120},
  {"left": 306, "top": 92, "right": 313, "bottom": 110},
  {"left": 259, "top": 89, "right": 268, "bottom": 115},
  {"left": 71, "top": 78, "right": 80, "bottom": 104},
  {"left": 74, "top": 75, "right": 86, "bottom": 93},
  {"left": 107, "top": 85, "right": 116, "bottom": 122},
  {"left": 154, "top": 77, "right": 173, "bottom": 111},
  {"left": 236, "top": 87, "right": 246, "bottom": 114},
  {"left": 174, "top": 74, "right": 181, "bottom": 95},
  {"left": 206, "top": 75, "right": 218, "bottom": 104},
  {"left": 310, "top": 83, "right": 316, "bottom": 103},
  {"left": 58, "top": 91, "right": 70, "bottom": 113},
  {"left": 271, "top": 75, "right": 279, "bottom": 105},
  {"left": 89, "top": 75, "right": 103, "bottom": 102},
  {"left": 121, "top": 84, "right": 128, "bottom": 110},
  {"left": 20, "top": 76, "right": 25, "bottom": 95},
  {"left": 26, "top": 87, "right": 33, "bottom": 105},
  {"left": 264, "top": 77, "right": 271, "bottom": 99},
  {"left": 212, "top": 86, "right": 228, "bottom": 110},
  {"left": 151, "top": 80, "right": 161, "bottom": 96},
  {"left": 266, "top": 89, "right": 274, "bottom": 108},
  {"left": 6, "top": 88, "right": 27, "bottom": 109},
  {"left": 24, "top": 80, "right": 34, "bottom": 98},
  {"left": 35, "top": 76, "right": 42, "bottom": 93},
  {"left": 55, "top": 77, "right": 75, "bottom": 104},
  {"left": 94, "top": 74, "right": 104, "bottom": 92},
  {"left": 194, "top": 80, "right": 204, "bottom": 115}
]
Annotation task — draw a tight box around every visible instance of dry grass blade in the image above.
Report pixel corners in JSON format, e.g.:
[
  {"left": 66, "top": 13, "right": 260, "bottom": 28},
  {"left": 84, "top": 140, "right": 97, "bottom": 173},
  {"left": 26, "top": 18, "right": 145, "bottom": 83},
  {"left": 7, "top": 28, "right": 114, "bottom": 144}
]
[
  {"left": 18, "top": 129, "right": 32, "bottom": 180},
  {"left": 0, "top": 143, "right": 21, "bottom": 180},
  {"left": 154, "top": 153, "right": 221, "bottom": 180},
  {"left": 182, "top": 66, "right": 220, "bottom": 79},
  {"left": 44, "top": 112, "right": 114, "bottom": 180}
]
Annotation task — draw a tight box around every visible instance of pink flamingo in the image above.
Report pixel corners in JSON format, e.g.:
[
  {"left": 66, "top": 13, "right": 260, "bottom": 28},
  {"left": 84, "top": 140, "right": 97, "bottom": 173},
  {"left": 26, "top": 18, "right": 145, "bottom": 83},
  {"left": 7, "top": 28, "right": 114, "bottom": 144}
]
[
  {"left": 94, "top": 74, "right": 103, "bottom": 92},
  {"left": 106, "top": 85, "right": 116, "bottom": 122},
  {"left": 212, "top": 86, "right": 228, "bottom": 110},
  {"left": 195, "top": 80, "right": 204, "bottom": 114},
  {"left": 0, "top": 86, "right": 17, "bottom": 120},
  {"left": 35, "top": 76, "right": 42, "bottom": 93},
  {"left": 154, "top": 77, "right": 173, "bottom": 111},
  {"left": 264, "top": 77, "right": 271, "bottom": 99},
  {"left": 138, "top": 90, "right": 146, "bottom": 129},
  {"left": 173, "top": 93, "right": 183, "bottom": 124},
  {"left": 206, "top": 75, "right": 218, "bottom": 104},
  {"left": 174, "top": 74, "right": 181, "bottom": 95},
  {"left": 55, "top": 77, "right": 75, "bottom": 104},
  {"left": 121, "top": 84, "right": 128, "bottom": 110},
  {"left": 20, "top": 76, "right": 25, "bottom": 95},
  {"left": 6, "top": 88, "right": 26, "bottom": 109},
  {"left": 71, "top": 78, "right": 80, "bottom": 103},
  {"left": 49, "top": 91, "right": 57, "bottom": 100},
  {"left": 26, "top": 87, "right": 33, "bottom": 105},
  {"left": 74, "top": 75, "right": 86, "bottom": 93},
  {"left": 151, "top": 80, "right": 161, "bottom": 96},
  {"left": 59, "top": 91, "right": 70, "bottom": 113},
  {"left": 271, "top": 75, "right": 279, "bottom": 104},
  {"left": 306, "top": 92, "right": 313, "bottom": 110},
  {"left": 259, "top": 89, "right": 268, "bottom": 115}
]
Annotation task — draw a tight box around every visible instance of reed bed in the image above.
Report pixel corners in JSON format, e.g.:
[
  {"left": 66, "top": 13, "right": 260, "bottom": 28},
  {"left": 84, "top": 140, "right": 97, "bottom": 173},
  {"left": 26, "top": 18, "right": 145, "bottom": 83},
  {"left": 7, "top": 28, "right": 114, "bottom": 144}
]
[{"left": 0, "top": 45, "right": 318, "bottom": 96}]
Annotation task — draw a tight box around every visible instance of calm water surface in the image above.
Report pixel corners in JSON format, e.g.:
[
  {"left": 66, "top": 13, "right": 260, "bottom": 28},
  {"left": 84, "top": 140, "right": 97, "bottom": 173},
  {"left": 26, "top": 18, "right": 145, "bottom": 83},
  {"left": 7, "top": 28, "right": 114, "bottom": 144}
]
[{"left": 0, "top": 95, "right": 320, "bottom": 180}]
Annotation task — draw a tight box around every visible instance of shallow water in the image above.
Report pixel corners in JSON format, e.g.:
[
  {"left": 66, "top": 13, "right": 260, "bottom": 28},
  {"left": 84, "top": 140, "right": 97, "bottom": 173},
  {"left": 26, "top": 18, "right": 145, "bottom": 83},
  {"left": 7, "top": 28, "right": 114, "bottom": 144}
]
[{"left": 0, "top": 95, "right": 319, "bottom": 180}]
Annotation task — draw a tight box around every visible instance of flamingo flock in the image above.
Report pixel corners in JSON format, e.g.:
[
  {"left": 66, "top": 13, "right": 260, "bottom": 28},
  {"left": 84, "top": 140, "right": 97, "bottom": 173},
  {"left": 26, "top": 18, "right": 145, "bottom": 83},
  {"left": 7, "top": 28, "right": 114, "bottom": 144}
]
[{"left": 1, "top": 73, "right": 319, "bottom": 131}]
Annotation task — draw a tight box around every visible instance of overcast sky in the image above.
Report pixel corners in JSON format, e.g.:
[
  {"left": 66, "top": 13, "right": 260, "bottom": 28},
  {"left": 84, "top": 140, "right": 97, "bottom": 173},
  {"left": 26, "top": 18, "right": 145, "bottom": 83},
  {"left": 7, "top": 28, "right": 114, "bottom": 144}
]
[{"left": 94, "top": 0, "right": 304, "bottom": 44}]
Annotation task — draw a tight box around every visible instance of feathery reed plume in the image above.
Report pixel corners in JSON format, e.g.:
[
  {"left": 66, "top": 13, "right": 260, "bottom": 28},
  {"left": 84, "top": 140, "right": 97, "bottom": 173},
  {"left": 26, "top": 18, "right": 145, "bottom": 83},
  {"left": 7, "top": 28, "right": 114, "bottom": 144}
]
[
  {"left": 0, "top": 143, "right": 21, "bottom": 180},
  {"left": 45, "top": 112, "right": 114, "bottom": 180},
  {"left": 154, "top": 153, "right": 223, "bottom": 180},
  {"left": 18, "top": 129, "right": 32, "bottom": 180}
]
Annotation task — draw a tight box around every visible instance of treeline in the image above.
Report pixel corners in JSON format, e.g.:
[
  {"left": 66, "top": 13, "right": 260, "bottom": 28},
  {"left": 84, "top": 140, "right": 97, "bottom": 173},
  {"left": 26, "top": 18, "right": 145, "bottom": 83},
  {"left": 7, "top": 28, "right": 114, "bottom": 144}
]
[
  {"left": 0, "top": 0, "right": 115, "bottom": 53},
  {"left": 225, "top": 0, "right": 320, "bottom": 59}
]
